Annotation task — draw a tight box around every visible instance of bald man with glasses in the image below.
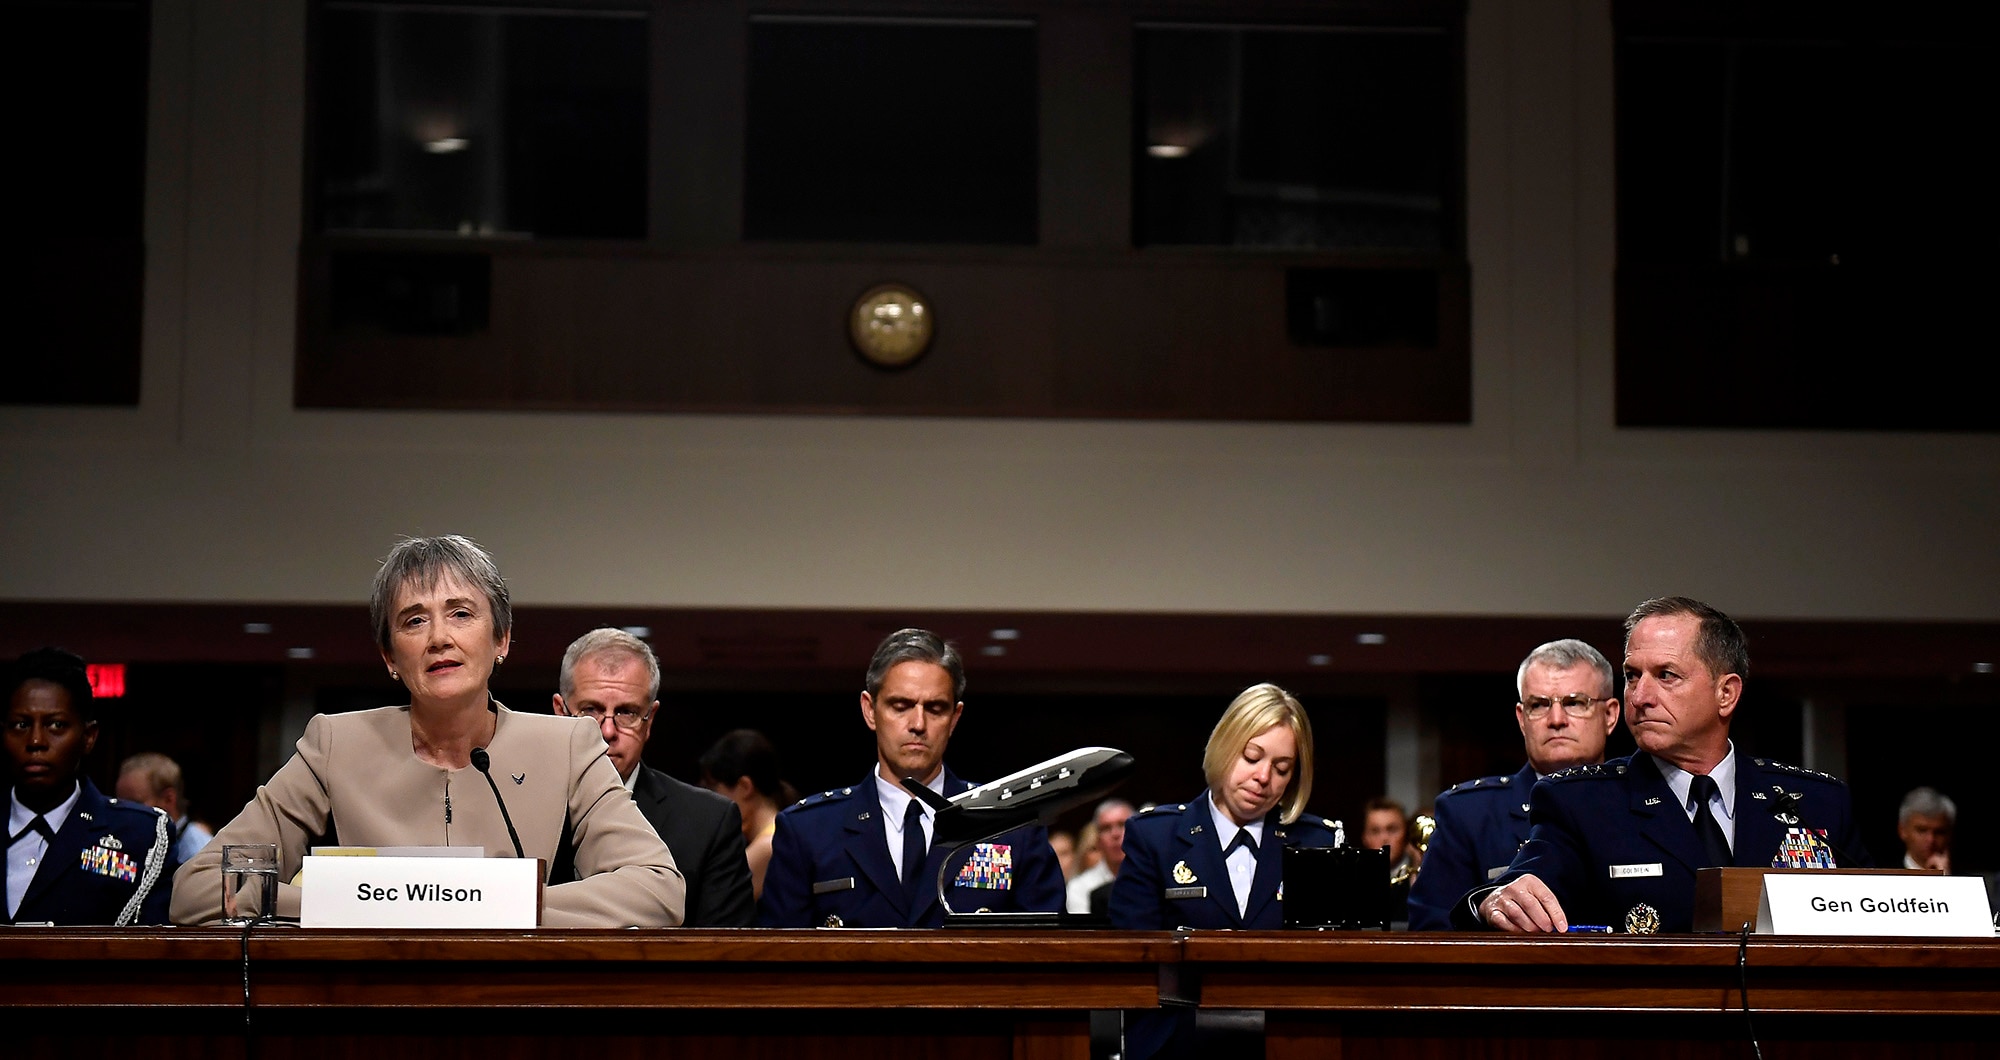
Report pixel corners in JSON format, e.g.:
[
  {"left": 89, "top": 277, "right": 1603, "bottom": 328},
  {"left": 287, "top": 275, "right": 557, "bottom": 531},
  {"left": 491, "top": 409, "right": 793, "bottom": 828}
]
[
  {"left": 1407, "top": 639, "right": 1621, "bottom": 930},
  {"left": 552, "top": 628, "right": 754, "bottom": 926}
]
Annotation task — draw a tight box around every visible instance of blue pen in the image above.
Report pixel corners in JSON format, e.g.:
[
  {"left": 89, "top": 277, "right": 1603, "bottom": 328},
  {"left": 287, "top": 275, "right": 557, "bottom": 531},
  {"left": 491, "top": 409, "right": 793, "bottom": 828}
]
[{"left": 1565, "top": 924, "right": 1612, "bottom": 933}]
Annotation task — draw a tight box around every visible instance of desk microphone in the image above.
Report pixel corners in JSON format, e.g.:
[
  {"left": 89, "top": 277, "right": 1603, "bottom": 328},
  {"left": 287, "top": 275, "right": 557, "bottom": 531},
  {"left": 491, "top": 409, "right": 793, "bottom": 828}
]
[
  {"left": 470, "top": 748, "right": 526, "bottom": 860},
  {"left": 1768, "top": 791, "right": 1861, "bottom": 869}
]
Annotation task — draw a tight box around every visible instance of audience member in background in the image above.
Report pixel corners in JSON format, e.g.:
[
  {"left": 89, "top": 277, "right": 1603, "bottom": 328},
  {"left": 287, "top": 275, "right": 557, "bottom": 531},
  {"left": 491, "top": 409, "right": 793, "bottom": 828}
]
[
  {"left": 1897, "top": 786, "right": 1955, "bottom": 872},
  {"left": 1110, "top": 683, "right": 1342, "bottom": 1058},
  {"left": 172, "top": 535, "right": 684, "bottom": 926},
  {"left": 1463, "top": 597, "right": 1868, "bottom": 934},
  {"left": 758, "top": 628, "right": 1063, "bottom": 927},
  {"left": 1407, "top": 638, "right": 1621, "bottom": 930},
  {"left": 1066, "top": 799, "right": 1133, "bottom": 913},
  {"left": 5, "top": 648, "right": 173, "bottom": 925},
  {"left": 117, "top": 752, "right": 214, "bottom": 865},
  {"left": 1076, "top": 820, "right": 1103, "bottom": 877},
  {"left": 1050, "top": 830, "right": 1078, "bottom": 880},
  {"left": 553, "top": 628, "right": 754, "bottom": 926},
  {"left": 699, "top": 728, "right": 795, "bottom": 902},
  {"left": 1362, "top": 796, "right": 1418, "bottom": 923}
]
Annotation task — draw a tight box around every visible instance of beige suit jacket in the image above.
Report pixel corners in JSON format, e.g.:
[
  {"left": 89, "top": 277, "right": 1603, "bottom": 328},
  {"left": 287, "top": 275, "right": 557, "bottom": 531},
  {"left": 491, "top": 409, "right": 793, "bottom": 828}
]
[{"left": 170, "top": 703, "right": 685, "bottom": 927}]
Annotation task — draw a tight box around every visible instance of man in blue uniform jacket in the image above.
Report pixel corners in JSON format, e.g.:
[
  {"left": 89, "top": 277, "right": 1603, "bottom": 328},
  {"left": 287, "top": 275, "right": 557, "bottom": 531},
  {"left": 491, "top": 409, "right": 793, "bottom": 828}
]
[
  {"left": 757, "top": 629, "right": 1063, "bottom": 927},
  {"left": 5, "top": 648, "right": 174, "bottom": 925},
  {"left": 1408, "top": 638, "right": 1622, "bottom": 930},
  {"left": 1460, "top": 598, "right": 1869, "bottom": 934}
]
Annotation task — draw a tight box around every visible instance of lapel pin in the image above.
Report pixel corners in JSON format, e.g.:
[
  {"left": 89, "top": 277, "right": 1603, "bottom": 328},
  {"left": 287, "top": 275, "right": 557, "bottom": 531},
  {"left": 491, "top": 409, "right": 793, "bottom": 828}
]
[
  {"left": 511, "top": 773, "right": 525, "bottom": 785},
  {"left": 1642, "top": 797, "right": 1661, "bottom": 806}
]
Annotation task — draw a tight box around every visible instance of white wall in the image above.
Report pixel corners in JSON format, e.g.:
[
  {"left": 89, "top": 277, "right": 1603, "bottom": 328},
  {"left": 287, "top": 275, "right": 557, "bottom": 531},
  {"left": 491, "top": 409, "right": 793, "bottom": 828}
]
[{"left": 4, "top": 0, "right": 1996, "bottom": 621}]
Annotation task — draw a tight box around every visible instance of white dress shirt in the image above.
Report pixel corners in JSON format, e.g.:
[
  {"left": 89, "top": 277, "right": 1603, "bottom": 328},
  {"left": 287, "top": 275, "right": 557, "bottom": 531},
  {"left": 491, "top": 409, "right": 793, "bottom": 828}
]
[
  {"left": 8, "top": 782, "right": 82, "bottom": 918},
  {"left": 1650, "top": 743, "right": 1739, "bottom": 854},
  {"left": 876, "top": 767, "right": 945, "bottom": 882},
  {"left": 1208, "top": 795, "right": 1266, "bottom": 918}
]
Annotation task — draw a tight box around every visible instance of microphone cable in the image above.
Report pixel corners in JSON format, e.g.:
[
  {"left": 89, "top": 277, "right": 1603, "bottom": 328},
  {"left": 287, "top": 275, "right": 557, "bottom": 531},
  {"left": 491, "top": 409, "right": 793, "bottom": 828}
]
[
  {"left": 1735, "top": 921, "right": 1764, "bottom": 1060},
  {"left": 471, "top": 747, "right": 526, "bottom": 859}
]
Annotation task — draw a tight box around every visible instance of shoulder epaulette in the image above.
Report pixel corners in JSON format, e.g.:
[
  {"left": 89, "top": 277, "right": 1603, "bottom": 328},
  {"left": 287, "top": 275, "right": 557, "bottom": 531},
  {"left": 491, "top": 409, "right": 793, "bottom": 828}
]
[
  {"left": 1544, "top": 762, "right": 1627, "bottom": 783},
  {"left": 1444, "top": 774, "right": 1513, "bottom": 795},
  {"left": 788, "top": 785, "right": 860, "bottom": 811},
  {"left": 1752, "top": 758, "right": 1843, "bottom": 784}
]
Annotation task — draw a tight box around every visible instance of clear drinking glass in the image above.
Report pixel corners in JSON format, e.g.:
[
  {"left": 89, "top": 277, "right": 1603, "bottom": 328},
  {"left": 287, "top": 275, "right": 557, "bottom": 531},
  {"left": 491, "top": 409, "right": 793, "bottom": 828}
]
[{"left": 220, "top": 843, "right": 280, "bottom": 924}]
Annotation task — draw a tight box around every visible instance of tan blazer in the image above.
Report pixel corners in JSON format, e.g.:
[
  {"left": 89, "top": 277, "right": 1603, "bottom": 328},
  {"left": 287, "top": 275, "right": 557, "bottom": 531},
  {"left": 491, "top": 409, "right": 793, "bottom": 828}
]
[{"left": 170, "top": 703, "right": 685, "bottom": 927}]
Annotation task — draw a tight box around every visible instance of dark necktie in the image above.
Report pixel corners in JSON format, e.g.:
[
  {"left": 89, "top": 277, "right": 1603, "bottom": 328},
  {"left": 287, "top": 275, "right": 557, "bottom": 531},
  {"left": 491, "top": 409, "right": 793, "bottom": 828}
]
[
  {"left": 1690, "top": 774, "right": 1733, "bottom": 866},
  {"left": 901, "top": 799, "right": 927, "bottom": 896},
  {"left": 1226, "top": 830, "right": 1258, "bottom": 857},
  {"left": 8, "top": 816, "right": 54, "bottom": 847}
]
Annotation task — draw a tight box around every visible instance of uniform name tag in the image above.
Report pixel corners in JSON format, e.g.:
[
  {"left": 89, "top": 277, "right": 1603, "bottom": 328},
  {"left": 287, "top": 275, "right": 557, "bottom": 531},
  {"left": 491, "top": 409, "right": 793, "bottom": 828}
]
[
  {"left": 812, "top": 877, "right": 856, "bottom": 895},
  {"left": 1609, "top": 863, "right": 1663, "bottom": 879},
  {"left": 1164, "top": 886, "right": 1208, "bottom": 900}
]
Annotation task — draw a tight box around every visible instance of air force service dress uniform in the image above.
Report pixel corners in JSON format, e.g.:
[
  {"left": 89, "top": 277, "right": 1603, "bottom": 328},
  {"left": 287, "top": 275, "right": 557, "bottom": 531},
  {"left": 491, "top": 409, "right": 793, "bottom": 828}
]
[
  {"left": 1406, "top": 765, "right": 1536, "bottom": 931},
  {"left": 1109, "top": 794, "right": 1342, "bottom": 1060},
  {"left": 1109, "top": 794, "right": 1342, "bottom": 931},
  {"left": 1452, "top": 752, "right": 1868, "bottom": 933},
  {"left": 756, "top": 768, "right": 1064, "bottom": 928},
  {"left": 4, "top": 779, "right": 174, "bottom": 925}
]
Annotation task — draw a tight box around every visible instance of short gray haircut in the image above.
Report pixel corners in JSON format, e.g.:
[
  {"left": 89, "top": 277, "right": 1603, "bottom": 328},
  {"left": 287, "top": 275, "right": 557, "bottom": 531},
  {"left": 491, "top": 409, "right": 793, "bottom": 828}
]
[
  {"left": 1516, "top": 639, "right": 1617, "bottom": 700},
  {"left": 369, "top": 535, "right": 511, "bottom": 651},
  {"left": 1899, "top": 786, "right": 1957, "bottom": 826},
  {"left": 560, "top": 628, "right": 662, "bottom": 701},
  {"left": 864, "top": 628, "right": 965, "bottom": 701},
  {"left": 1094, "top": 798, "right": 1134, "bottom": 824}
]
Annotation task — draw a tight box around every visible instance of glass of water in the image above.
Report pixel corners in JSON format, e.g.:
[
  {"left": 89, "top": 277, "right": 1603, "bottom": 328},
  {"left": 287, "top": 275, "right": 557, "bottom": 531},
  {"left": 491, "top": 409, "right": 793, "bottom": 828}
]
[{"left": 220, "top": 843, "right": 280, "bottom": 924}]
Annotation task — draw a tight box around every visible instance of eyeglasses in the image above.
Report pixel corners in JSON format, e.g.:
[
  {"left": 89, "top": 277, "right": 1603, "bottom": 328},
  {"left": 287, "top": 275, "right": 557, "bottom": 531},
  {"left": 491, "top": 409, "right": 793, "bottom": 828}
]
[
  {"left": 1522, "top": 695, "right": 1605, "bottom": 719},
  {"left": 570, "top": 705, "right": 654, "bottom": 731}
]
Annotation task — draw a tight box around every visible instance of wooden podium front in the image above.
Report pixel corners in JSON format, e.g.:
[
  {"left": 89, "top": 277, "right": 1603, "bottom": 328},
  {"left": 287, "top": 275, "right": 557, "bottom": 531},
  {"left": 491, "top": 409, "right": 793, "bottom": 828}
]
[
  {"left": 1692, "top": 866, "right": 1938, "bottom": 932},
  {"left": 2, "top": 928, "right": 1996, "bottom": 1059}
]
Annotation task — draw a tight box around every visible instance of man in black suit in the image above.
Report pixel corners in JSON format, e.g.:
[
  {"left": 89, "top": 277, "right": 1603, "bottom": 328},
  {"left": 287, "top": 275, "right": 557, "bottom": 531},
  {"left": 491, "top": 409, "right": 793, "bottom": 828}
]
[{"left": 552, "top": 629, "right": 754, "bottom": 926}]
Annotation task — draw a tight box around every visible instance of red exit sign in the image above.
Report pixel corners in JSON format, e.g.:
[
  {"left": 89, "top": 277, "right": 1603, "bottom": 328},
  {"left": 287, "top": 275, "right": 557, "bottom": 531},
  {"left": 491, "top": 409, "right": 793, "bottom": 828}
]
[{"left": 87, "top": 663, "right": 126, "bottom": 698}]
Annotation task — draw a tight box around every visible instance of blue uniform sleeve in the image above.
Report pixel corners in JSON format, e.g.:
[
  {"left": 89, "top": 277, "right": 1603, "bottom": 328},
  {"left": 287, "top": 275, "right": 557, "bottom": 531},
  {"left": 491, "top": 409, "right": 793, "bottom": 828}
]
[
  {"left": 1406, "top": 794, "right": 1474, "bottom": 931},
  {"left": 1453, "top": 782, "right": 1590, "bottom": 929},
  {"left": 755, "top": 811, "right": 814, "bottom": 927},
  {"left": 1107, "top": 818, "right": 1166, "bottom": 929}
]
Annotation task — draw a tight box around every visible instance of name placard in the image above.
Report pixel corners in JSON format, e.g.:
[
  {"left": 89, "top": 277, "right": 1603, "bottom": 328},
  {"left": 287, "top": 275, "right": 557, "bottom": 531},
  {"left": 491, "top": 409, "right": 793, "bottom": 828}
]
[
  {"left": 301, "top": 855, "right": 542, "bottom": 928},
  {"left": 1757, "top": 872, "right": 1992, "bottom": 937}
]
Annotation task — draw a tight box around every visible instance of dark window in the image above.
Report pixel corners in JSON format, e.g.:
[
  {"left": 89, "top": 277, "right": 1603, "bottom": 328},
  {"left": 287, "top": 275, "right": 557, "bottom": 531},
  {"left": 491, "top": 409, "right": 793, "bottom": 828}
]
[
  {"left": 1615, "top": 9, "right": 1996, "bottom": 431},
  {"left": 743, "top": 16, "right": 1039, "bottom": 244},
  {"left": 1135, "top": 24, "right": 1458, "bottom": 251},
  {"left": 3, "top": 0, "right": 149, "bottom": 406},
  {"left": 315, "top": 4, "right": 648, "bottom": 239}
]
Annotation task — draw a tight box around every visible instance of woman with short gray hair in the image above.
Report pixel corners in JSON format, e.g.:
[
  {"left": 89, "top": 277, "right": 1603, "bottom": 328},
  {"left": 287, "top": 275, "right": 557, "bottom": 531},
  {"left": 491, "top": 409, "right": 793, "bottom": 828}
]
[{"left": 171, "top": 535, "right": 685, "bottom": 927}]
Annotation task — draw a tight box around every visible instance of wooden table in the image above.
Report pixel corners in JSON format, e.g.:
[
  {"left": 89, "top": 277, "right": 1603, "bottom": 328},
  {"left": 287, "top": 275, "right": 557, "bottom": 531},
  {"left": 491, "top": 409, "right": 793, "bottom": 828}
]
[{"left": 4, "top": 929, "right": 1995, "bottom": 1059}]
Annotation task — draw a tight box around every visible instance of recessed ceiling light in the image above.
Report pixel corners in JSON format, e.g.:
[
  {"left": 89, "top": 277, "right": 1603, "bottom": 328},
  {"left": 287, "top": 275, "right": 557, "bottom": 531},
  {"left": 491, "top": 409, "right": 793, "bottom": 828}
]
[
  {"left": 980, "top": 644, "right": 1007, "bottom": 657},
  {"left": 990, "top": 628, "right": 1020, "bottom": 641},
  {"left": 623, "top": 625, "right": 652, "bottom": 639},
  {"left": 286, "top": 647, "right": 315, "bottom": 660},
  {"left": 1147, "top": 143, "right": 1190, "bottom": 158},
  {"left": 1307, "top": 654, "right": 1331, "bottom": 667},
  {"left": 423, "top": 137, "right": 470, "bottom": 154},
  {"left": 1356, "top": 633, "right": 1386, "bottom": 646},
  {"left": 244, "top": 622, "right": 273, "bottom": 635},
  {"left": 1977, "top": 662, "right": 1995, "bottom": 674}
]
